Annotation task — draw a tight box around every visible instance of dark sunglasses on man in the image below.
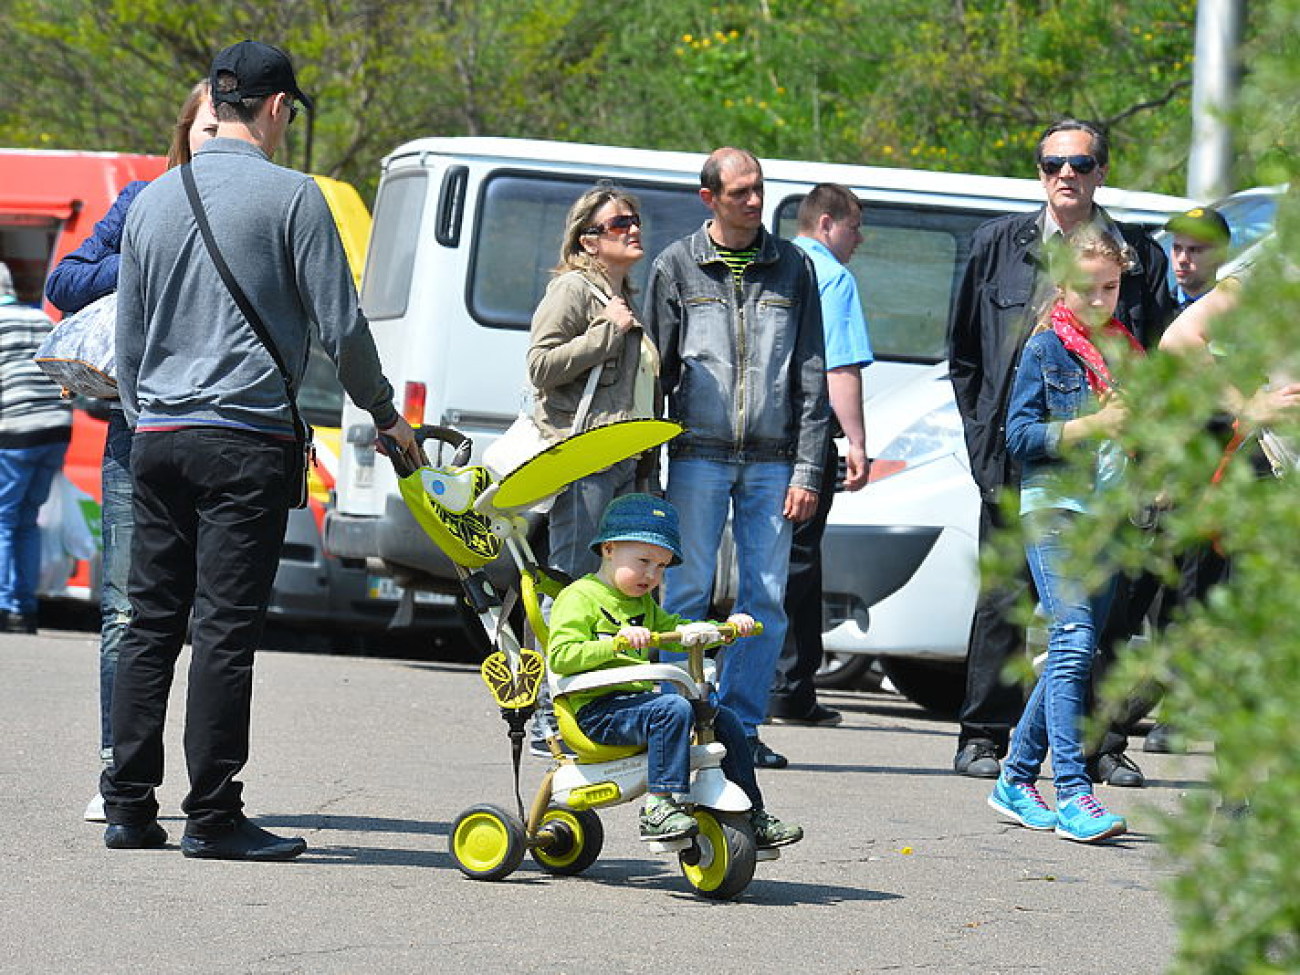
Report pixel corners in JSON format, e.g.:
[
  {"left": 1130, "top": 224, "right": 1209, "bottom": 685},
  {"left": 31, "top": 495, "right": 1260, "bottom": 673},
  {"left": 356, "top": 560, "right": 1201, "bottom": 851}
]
[
  {"left": 582, "top": 212, "right": 641, "bottom": 237},
  {"left": 1039, "top": 154, "right": 1099, "bottom": 176}
]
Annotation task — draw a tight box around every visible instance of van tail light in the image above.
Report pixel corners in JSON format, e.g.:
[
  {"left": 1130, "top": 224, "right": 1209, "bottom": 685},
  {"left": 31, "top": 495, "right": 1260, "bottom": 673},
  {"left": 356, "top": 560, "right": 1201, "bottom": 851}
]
[{"left": 403, "top": 381, "right": 427, "bottom": 427}]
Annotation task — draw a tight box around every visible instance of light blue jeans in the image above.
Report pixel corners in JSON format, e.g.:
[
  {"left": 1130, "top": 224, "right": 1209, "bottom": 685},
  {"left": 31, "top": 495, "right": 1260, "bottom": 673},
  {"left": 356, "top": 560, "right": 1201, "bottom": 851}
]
[
  {"left": 98, "top": 411, "right": 134, "bottom": 765},
  {"left": 663, "top": 457, "right": 793, "bottom": 736},
  {"left": 0, "top": 439, "right": 69, "bottom": 615},
  {"left": 1004, "top": 509, "right": 1117, "bottom": 802}
]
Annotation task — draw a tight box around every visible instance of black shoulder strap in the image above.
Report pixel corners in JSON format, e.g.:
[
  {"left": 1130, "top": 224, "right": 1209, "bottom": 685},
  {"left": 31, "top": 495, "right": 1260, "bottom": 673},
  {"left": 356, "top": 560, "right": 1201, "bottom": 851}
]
[{"left": 181, "top": 162, "right": 308, "bottom": 443}]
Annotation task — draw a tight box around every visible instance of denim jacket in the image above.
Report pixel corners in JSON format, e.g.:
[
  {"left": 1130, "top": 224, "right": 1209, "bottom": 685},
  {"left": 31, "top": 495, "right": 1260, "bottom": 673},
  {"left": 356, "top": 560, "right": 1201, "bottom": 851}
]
[
  {"left": 644, "top": 222, "right": 829, "bottom": 491},
  {"left": 1005, "top": 329, "right": 1124, "bottom": 514}
]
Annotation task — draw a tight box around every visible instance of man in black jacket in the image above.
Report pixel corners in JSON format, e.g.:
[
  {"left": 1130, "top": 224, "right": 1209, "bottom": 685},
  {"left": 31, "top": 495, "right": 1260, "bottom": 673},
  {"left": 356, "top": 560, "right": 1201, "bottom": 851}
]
[{"left": 947, "top": 118, "right": 1176, "bottom": 785}]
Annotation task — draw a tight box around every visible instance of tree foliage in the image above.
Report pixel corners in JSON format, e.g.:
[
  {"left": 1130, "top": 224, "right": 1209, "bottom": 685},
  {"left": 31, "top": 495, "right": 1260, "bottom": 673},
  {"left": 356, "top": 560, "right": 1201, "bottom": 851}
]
[
  {"left": 2, "top": 0, "right": 1270, "bottom": 201},
  {"left": 982, "top": 1, "right": 1300, "bottom": 968}
]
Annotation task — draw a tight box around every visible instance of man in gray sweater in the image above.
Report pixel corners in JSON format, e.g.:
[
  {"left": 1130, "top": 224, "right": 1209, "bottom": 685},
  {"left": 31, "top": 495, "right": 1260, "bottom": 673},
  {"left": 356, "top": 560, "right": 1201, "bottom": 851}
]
[{"left": 104, "top": 41, "right": 415, "bottom": 861}]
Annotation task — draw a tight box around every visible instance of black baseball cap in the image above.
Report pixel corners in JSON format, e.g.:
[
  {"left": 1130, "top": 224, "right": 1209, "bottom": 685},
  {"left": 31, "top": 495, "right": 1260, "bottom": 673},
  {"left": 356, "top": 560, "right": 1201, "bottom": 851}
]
[
  {"left": 1164, "top": 206, "right": 1230, "bottom": 247},
  {"left": 210, "top": 40, "right": 313, "bottom": 111}
]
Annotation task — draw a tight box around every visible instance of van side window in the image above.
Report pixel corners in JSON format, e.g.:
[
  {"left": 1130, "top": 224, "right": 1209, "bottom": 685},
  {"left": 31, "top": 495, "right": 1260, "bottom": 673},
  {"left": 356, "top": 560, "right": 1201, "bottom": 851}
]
[
  {"left": 776, "top": 200, "right": 995, "bottom": 364},
  {"left": 362, "top": 172, "right": 428, "bottom": 321},
  {"left": 470, "top": 174, "right": 705, "bottom": 330}
]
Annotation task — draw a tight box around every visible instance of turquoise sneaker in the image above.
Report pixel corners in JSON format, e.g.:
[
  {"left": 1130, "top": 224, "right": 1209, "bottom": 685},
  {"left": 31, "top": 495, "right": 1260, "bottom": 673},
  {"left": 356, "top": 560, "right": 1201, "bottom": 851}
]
[
  {"left": 988, "top": 777, "right": 1057, "bottom": 831},
  {"left": 1055, "top": 793, "right": 1127, "bottom": 843}
]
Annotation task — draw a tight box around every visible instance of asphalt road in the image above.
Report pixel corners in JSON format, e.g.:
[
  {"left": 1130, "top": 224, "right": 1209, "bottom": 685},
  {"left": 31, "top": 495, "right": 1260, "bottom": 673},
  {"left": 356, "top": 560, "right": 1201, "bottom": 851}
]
[{"left": 1, "top": 626, "right": 1211, "bottom": 974}]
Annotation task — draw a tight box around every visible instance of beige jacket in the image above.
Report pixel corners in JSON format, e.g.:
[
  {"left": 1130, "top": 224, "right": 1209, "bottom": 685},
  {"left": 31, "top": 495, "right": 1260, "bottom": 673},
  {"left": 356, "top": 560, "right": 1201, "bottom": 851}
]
[{"left": 526, "top": 268, "right": 659, "bottom": 440}]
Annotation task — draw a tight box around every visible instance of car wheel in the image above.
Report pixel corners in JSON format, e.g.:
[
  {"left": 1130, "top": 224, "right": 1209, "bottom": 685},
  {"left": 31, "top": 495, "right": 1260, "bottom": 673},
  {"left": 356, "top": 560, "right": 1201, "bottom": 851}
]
[
  {"left": 814, "top": 653, "right": 883, "bottom": 692},
  {"left": 879, "top": 658, "right": 967, "bottom": 718}
]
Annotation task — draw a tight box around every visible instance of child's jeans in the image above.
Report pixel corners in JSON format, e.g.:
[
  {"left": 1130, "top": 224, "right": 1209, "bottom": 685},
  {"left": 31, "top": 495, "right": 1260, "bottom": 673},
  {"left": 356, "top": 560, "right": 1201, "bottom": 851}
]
[
  {"left": 1004, "top": 509, "right": 1117, "bottom": 802},
  {"left": 575, "top": 691, "right": 763, "bottom": 808}
]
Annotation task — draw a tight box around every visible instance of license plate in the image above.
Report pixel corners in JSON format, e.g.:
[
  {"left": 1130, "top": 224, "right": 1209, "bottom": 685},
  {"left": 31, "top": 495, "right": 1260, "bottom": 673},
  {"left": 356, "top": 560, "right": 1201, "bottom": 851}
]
[{"left": 366, "top": 575, "right": 455, "bottom": 606}]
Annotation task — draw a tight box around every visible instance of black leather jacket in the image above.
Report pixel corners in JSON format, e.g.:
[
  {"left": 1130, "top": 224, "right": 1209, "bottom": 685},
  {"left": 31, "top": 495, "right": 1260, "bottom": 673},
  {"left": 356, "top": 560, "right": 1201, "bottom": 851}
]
[{"left": 947, "top": 207, "right": 1175, "bottom": 500}]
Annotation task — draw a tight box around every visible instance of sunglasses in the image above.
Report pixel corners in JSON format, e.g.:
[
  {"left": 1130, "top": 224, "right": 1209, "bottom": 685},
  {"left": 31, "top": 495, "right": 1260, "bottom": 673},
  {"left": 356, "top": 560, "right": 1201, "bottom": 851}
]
[
  {"left": 287, "top": 100, "right": 299, "bottom": 126},
  {"left": 582, "top": 212, "right": 641, "bottom": 236},
  {"left": 1039, "top": 154, "right": 1099, "bottom": 176}
]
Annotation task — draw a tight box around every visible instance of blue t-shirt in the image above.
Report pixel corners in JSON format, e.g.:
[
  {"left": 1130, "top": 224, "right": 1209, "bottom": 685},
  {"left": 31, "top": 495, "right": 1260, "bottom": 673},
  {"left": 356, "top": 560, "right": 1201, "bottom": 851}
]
[{"left": 793, "top": 236, "right": 873, "bottom": 370}]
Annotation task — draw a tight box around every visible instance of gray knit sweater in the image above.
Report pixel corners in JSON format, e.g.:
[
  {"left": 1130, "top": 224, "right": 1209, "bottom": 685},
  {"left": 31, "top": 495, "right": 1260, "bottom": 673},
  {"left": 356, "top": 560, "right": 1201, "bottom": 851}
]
[{"left": 116, "top": 138, "right": 397, "bottom": 437}]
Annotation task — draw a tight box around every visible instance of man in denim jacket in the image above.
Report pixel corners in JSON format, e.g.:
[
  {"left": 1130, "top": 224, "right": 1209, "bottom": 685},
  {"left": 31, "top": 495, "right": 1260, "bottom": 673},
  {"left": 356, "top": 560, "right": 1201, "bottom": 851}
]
[{"left": 645, "top": 147, "right": 829, "bottom": 770}]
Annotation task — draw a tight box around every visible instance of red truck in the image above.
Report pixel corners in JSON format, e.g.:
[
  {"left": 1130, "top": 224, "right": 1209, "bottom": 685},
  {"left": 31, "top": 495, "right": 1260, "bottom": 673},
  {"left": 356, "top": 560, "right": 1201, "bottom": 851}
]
[{"left": 1, "top": 148, "right": 167, "bottom": 601}]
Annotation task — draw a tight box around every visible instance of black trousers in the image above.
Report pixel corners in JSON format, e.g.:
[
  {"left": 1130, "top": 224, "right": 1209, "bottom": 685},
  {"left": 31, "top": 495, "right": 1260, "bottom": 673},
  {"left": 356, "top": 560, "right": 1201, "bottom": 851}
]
[
  {"left": 770, "top": 437, "right": 839, "bottom": 718},
  {"left": 957, "top": 499, "right": 1028, "bottom": 753},
  {"left": 102, "top": 427, "right": 293, "bottom": 834}
]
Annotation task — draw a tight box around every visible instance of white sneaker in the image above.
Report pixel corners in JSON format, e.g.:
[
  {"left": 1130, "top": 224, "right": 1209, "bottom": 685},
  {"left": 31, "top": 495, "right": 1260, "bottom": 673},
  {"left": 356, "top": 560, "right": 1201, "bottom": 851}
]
[{"left": 83, "top": 793, "right": 107, "bottom": 823}]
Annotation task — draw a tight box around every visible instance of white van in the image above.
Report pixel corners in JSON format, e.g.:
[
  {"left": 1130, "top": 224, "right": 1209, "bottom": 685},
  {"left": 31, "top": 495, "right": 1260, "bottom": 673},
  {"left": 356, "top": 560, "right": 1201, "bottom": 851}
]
[{"left": 325, "top": 136, "right": 1189, "bottom": 706}]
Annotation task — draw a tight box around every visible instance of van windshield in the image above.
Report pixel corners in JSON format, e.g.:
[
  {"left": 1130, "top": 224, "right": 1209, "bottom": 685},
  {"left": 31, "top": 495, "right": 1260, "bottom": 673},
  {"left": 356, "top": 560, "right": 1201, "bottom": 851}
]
[
  {"left": 776, "top": 200, "right": 996, "bottom": 365},
  {"left": 469, "top": 175, "right": 707, "bottom": 329}
]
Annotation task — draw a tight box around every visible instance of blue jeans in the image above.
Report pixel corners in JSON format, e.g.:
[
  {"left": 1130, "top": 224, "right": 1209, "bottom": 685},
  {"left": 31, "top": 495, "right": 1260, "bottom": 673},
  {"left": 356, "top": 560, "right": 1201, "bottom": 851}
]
[
  {"left": 1004, "top": 510, "right": 1117, "bottom": 802},
  {"left": 98, "top": 411, "right": 134, "bottom": 764},
  {"left": 575, "top": 691, "right": 762, "bottom": 807},
  {"left": 0, "top": 439, "right": 69, "bottom": 614},
  {"left": 663, "top": 458, "right": 793, "bottom": 735}
]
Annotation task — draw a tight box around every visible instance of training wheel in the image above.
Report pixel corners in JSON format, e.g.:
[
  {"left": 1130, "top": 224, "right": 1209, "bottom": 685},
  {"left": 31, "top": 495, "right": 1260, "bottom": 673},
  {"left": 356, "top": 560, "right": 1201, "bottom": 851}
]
[
  {"left": 449, "top": 803, "right": 527, "bottom": 881},
  {"left": 678, "top": 809, "right": 757, "bottom": 900},
  {"left": 531, "top": 806, "right": 605, "bottom": 876}
]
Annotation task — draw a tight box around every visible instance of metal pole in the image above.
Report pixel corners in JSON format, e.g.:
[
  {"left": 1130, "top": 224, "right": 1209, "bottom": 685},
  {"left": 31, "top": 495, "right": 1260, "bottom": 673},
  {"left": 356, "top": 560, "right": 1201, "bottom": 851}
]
[{"left": 1187, "top": 0, "right": 1244, "bottom": 200}]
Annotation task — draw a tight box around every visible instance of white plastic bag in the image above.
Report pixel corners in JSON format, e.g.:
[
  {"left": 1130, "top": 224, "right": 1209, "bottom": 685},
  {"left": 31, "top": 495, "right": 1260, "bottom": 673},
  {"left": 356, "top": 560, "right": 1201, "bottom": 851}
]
[{"left": 37, "top": 474, "right": 101, "bottom": 594}]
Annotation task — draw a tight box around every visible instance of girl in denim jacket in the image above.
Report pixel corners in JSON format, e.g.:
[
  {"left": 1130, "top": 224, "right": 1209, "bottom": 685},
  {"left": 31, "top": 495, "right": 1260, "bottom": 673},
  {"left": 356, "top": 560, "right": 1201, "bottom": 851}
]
[{"left": 988, "top": 229, "right": 1142, "bottom": 843}]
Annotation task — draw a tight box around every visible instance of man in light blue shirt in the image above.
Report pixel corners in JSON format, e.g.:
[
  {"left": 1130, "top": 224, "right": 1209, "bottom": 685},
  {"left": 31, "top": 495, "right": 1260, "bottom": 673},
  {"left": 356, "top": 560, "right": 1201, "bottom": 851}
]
[{"left": 770, "top": 184, "right": 873, "bottom": 726}]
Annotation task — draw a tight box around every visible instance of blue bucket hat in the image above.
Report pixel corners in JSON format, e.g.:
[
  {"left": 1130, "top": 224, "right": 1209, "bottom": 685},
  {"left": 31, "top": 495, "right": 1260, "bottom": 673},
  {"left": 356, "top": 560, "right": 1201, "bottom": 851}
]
[{"left": 589, "top": 493, "right": 683, "bottom": 566}]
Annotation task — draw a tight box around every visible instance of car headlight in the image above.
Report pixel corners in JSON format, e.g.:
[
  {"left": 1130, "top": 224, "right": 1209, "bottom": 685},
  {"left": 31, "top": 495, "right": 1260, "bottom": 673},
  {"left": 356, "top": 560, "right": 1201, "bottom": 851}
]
[{"left": 869, "top": 400, "right": 964, "bottom": 483}]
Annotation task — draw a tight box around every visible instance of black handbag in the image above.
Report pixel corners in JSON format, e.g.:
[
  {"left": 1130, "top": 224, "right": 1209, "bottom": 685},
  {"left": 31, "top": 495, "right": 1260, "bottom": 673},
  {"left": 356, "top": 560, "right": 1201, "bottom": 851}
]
[{"left": 182, "top": 162, "right": 313, "bottom": 508}]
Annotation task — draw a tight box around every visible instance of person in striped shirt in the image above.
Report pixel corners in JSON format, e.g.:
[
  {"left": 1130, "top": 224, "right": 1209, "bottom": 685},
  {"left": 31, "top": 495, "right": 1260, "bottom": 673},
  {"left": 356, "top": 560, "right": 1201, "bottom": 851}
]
[{"left": 0, "top": 261, "right": 71, "bottom": 634}]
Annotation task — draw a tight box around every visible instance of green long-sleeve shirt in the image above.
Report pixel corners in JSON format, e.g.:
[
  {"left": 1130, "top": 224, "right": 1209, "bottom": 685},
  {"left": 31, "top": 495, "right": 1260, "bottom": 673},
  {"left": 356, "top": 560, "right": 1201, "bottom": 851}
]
[{"left": 546, "top": 574, "right": 690, "bottom": 716}]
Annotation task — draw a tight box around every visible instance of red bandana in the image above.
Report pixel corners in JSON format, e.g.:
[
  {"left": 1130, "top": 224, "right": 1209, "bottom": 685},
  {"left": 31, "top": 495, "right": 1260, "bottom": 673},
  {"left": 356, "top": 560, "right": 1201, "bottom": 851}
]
[{"left": 1049, "top": 302, "right": 1143, "bottom": 394}]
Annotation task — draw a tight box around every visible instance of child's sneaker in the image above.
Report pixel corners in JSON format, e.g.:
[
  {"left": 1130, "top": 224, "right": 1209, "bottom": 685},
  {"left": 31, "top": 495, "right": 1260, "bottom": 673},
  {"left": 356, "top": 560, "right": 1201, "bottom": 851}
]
[
  {"left": 639, "top": 795, "right": 698, "bottom": 842},
  {"left": 1055, "top": 793, "right": 1127, "bottom": 843},
  {"left": 750, "top": 808, "right": 803, "bottom": 849},
  {"left": 988, "top": 776, "right": 1056, "bottom": 831}
]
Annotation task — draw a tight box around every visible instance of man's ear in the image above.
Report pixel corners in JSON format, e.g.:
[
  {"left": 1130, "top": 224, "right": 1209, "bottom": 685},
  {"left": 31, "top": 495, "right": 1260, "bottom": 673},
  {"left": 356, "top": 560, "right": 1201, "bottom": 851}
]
[{"left": 699, "top": 187, "right": 714, "bottom": 209}]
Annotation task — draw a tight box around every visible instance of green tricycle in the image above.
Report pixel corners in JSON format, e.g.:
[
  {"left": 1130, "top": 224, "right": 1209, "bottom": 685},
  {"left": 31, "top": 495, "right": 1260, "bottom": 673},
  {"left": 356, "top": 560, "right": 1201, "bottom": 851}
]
[{"left": 385, "top": 418, "right": 780, "bottom": 900}]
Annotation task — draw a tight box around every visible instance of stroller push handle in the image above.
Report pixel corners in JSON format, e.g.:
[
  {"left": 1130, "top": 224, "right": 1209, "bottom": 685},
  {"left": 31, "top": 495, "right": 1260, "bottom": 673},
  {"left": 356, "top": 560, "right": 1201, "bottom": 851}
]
[{"left": 611, "top": 620, "right": 764, "bottom": 653}]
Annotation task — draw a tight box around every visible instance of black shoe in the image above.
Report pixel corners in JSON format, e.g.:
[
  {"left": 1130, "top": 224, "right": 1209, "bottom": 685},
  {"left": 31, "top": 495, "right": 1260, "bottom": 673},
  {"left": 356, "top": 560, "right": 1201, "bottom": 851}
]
[
  {"left": 954, "top": 739, "right": 1001, "bottom": 778},
  {"left": 180, "top": 816, "right": 307, "bottom": 861},
  {"left": 3, "top": 611, "right": 36, "bottom": 634},
  {"left": 771, "top": 703, "right": 843, "bottom": 727},
  {"left": 104, "top": 822, "right": 168, "bottom": 850},
  {"left": 1143, "top": 723, "right": 1183, "bottom": 754},
  {"left": 1090, "top": 751, "right": 1145, "bottom": 788},
  {"left": 748, "top": 736, "right": 789, "bottom": 769}
]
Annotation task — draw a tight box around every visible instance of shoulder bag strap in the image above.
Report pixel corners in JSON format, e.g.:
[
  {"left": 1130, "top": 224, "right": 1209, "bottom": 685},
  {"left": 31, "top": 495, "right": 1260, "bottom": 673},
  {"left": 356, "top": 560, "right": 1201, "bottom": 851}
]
[
  {"left": 181, "top": 162, "right": 309, "bottom": 444},
  {"left": 571, "top": 276, "right": 616, "bottom": 431}
]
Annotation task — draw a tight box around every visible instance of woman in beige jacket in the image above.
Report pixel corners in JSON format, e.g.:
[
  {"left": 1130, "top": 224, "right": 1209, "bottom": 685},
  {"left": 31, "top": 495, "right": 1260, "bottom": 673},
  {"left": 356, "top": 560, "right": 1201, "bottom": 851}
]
[{"left": 526, "top": 183, "right": 660, "bottom": 580}]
